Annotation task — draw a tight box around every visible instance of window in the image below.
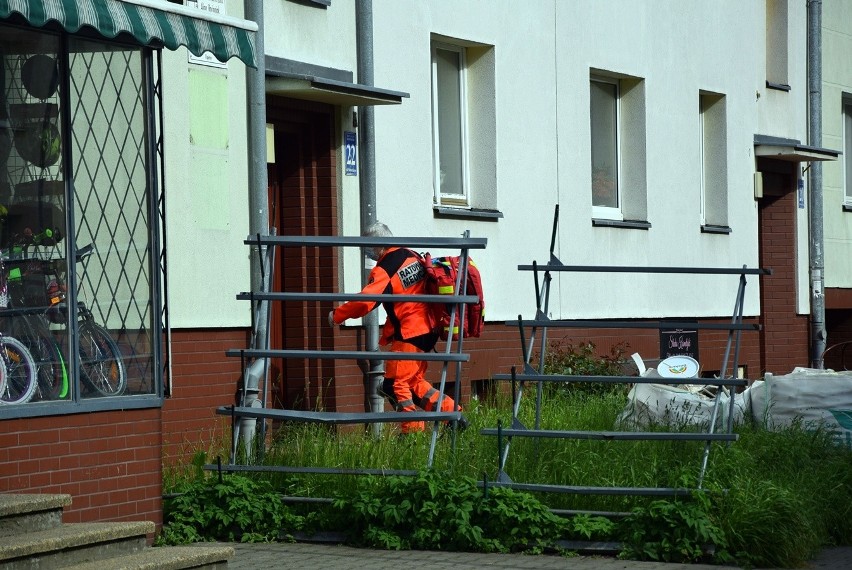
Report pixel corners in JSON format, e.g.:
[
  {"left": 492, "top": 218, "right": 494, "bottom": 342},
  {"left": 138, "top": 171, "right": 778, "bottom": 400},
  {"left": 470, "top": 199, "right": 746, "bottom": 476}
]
[
  {"left": 699, "top": 92, "right": 728, "bottom": 228},
  {"left": 589, "top": 73, "right": 647, "bottom": 223},
  {"left": 590, "top": 77, "right": 620, "bottom": 218},
  {"left": 0, "top": 23, "right": 164, "bottom": 417},
  {"left": 844, "top": 98, "right": 852, "bottom": 205},
  {"left": 765, "top": 0, "right": 789, "bottom": 89},
  {"left": 431, "top": 42, "right": 468, "bottom": 206},
  {"left": 429, "top": 38, "right": 497, "bottom": 217}
]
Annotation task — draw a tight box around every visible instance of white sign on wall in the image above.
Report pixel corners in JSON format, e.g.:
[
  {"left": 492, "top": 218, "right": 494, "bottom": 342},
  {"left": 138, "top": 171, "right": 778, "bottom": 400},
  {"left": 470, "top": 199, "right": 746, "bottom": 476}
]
[{"left": 186, "top": 0, "right": 228, "bottom": 68}]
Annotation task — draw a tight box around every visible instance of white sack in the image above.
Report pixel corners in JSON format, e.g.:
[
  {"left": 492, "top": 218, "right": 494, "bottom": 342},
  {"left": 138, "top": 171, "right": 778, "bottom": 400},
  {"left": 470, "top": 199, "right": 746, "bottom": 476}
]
[
  {"left": 617, "top": 372, "right": 748, "bottom": 430},
  {"left": 749, "top": 368, "right": 852, "bottom": 449}
]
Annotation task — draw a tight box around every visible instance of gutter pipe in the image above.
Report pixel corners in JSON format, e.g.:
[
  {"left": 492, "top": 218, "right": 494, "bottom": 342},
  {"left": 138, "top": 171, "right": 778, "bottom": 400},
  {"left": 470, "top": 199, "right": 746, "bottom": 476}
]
[
  {"left": 356, "top": 0, "right": 385, "bottom": 433},
  {"left": 808, "top": 0, "right": 826, "bottom": 368},
  {"left": 240, "top": 0, "right": 269, "bottom": 454}
]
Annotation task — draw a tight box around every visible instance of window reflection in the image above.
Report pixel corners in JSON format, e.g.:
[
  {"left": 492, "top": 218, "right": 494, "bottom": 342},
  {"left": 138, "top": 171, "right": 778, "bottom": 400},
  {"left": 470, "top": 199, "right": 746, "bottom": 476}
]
[{"left": 0, "top": 24, "right": 158, "bottom": 407}]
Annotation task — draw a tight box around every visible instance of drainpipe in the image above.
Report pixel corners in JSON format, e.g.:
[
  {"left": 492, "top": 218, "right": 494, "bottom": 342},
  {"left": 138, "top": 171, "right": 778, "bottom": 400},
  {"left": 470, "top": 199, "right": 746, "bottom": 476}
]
[
  {"left": 808, "top": 0, "right": 826, "bottom": 368},
  {"left": 241, "top": 0, "right": 269, "bottom": 451},
  {"left": 356, "top": 0, "right": 384, "bottom": 433}
]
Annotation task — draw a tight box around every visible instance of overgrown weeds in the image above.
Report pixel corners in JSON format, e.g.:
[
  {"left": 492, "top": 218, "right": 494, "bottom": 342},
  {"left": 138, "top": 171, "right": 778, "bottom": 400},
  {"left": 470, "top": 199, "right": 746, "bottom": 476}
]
[{"left": 161, "top": 341, "right": 852, "bottom": 568}]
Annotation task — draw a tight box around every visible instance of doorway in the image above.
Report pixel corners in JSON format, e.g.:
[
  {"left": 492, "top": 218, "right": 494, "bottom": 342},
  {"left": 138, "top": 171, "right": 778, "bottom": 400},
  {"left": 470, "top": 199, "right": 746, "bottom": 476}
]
[{"left": 265, "top": 97, "right": 338, "bottom": 409}]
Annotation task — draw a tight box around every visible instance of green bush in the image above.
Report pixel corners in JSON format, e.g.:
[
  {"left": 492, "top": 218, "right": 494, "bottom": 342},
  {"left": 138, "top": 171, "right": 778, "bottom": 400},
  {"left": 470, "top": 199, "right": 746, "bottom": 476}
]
[
  {"left": 618, "top": 487, "right": 728, "bottom": 564},
  {"left": 541, "top": 339, "right": 630, "bottom": 397},
  {"left": 333, "top": 470, "right": 567, "bottom": 553},
  {"left": 157, "top": 474, "right": 303, "bottom": 545}
]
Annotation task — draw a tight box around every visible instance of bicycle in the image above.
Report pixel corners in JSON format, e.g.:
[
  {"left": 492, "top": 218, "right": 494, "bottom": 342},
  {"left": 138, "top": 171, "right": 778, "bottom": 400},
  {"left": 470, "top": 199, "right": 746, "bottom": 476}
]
[
  {"left": 2, "top": 235, "right": 126, "bottom": 400},
  {"left": 0, "top": 251, "right": 39, "bottom": 405}
]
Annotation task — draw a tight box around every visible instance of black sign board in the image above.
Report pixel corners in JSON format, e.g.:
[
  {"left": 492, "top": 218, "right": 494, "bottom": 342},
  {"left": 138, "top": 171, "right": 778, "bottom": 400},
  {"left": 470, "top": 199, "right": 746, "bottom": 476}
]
[{"left": 659, "top": 326, "right": 699, "bottom": 362}]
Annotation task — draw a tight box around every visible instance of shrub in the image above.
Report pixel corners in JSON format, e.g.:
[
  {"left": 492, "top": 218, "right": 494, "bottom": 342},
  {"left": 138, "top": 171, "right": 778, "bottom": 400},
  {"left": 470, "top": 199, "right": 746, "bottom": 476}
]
[
  {"left": 541, "top": 340, "right": 630, "bottom": 397},
  {"left": 157, "top": 474, "right": 303, "bottom": 545},
  {"left": 617, "top": 486, "right": 728, "bottom": 564},
  {"left": 333, "top": 469, "right": 567, "bottom": 553}
]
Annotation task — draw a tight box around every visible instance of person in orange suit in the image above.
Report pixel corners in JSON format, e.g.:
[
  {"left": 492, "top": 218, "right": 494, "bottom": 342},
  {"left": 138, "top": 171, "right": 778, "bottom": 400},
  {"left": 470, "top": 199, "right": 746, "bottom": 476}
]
[{"left": 328, "top": 222, "right": 466, "bottom": 434}]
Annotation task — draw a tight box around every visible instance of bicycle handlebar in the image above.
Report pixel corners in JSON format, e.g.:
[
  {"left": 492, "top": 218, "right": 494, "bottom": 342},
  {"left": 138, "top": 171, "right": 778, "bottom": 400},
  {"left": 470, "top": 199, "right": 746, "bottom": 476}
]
[{"left": 76, "top": 244, "right": 95, "bottom": 262}]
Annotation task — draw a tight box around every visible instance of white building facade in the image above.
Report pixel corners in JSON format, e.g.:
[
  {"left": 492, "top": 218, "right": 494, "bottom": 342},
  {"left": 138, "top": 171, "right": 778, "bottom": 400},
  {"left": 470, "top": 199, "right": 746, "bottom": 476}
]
[{"left": 230, "top": 0, "right": 824, "bottom": 409}]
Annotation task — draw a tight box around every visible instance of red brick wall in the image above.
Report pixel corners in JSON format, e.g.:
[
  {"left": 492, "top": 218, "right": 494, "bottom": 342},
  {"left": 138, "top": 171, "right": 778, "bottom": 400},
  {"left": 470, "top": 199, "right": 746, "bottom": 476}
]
[
  {"left": 757, "top": 166, "right": 811, "bottom": 375},
  {"left": 0, "top": 409, "right": 163, "bottom": 525},
  {"left": 305, "top": 318, "right": 763, "bottom": 413},
  {"left": 162, "top": 328, "right": 249, "bottom": 467}
]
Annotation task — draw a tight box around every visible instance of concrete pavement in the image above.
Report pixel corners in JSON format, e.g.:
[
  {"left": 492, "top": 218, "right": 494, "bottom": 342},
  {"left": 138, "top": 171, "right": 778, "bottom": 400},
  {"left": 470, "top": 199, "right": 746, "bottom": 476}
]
[{"left": 215, "top": 541, "right": 852, "bottom": 569}]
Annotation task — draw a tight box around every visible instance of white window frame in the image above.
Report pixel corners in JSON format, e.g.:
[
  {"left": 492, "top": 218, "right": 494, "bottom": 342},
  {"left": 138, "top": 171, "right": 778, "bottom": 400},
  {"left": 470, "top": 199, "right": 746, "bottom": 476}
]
[
  {"left": 844, "top": 99, "right": 852, "bottom": 205},
  {"left": 431, "top": 42, "right": 470, "bottom": 207},
  {"left": 590, "top": 75, "right": 622, "bottom": 221},
  {"left": 699, "top": 96, "right": 707, "bottom": 225}
]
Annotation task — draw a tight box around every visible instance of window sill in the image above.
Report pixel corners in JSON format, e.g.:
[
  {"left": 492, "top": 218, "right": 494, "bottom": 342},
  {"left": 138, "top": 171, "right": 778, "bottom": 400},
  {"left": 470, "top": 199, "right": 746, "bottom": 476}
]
[
  {"left": 0, "top": 394, "right": 164, "bottom": 420},
  {"left": 592, "top": 218, "right": 651, "bottom": 230},
  {"left": 766, "top": 81, "right": 791, "bottom": 92},
  {"left": 701, "top": 224, "right": 732, "bottom": 235},
  {"left": 287, "top": 0, "right": 330, "bottom": 7},
  {"left": 433, "top": 206, "right": 503, "bottom": 221},
  {"left": 843, "top": 204, "right": 852, "bottom": 213}
]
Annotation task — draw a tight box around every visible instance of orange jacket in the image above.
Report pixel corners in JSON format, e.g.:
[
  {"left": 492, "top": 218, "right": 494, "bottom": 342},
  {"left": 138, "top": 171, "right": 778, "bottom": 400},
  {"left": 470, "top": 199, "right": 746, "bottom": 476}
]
[{"left": 332, "top": 247, "right": 434, "bottom": 345}]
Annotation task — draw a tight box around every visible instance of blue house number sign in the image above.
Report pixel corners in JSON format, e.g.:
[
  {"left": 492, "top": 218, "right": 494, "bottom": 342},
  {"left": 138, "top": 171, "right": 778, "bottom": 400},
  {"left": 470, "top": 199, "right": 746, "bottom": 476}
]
[{"left": 344, "top": 131, "right": 357, "bottom": 176}]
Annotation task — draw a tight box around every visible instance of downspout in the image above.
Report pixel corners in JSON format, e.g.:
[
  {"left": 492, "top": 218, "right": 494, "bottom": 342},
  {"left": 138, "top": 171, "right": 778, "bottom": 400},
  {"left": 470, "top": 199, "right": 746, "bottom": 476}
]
[
  {"left": 356, "top": 0, "right": 385, "bottom": 432},
  {"left": 808, "top": 0, "right": 826, "bottom": 368},
  {"left": 241, "top": 0, "right": 269, "bottom": 450}
]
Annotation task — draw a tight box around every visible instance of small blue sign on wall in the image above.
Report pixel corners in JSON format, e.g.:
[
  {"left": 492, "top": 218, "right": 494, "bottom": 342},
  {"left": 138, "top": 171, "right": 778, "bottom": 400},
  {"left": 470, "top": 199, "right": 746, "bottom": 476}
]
[
  {"left": 344, "top": 131, "right": 357, "bottom": 176},
  {"left": 798, "top": 178, "right": 805, "bottom": 209}
]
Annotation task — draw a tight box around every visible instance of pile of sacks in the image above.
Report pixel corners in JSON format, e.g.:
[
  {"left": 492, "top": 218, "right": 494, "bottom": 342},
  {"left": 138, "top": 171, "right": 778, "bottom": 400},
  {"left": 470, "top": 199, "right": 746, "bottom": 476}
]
[{"left": 617, "top": 367, "right": 852, "bottom": 449}]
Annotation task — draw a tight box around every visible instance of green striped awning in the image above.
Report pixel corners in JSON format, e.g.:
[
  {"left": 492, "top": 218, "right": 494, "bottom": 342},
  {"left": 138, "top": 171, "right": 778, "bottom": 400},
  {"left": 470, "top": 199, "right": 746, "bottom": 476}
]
[{"left": 0, "top": 0, "right": 257, "bottom": 68}]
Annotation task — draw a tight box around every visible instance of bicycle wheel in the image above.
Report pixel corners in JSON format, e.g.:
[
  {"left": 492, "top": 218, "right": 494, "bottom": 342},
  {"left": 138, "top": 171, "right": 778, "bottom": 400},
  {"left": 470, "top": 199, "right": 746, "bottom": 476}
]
[
  {"left": 14, "top": 319, "right": 68, "bottom": 401},
  {"left": 79, "top": 321, "right": 126, "bottom": 397},
  {"left": 0, "top": 336, "right": 38, "bottom": 404}
]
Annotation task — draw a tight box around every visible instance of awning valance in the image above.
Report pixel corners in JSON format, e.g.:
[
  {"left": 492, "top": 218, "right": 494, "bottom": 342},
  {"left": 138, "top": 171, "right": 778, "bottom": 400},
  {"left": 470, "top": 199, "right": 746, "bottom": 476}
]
[{"left": 0, "top": 0, "right": 258, "bottom": 68}]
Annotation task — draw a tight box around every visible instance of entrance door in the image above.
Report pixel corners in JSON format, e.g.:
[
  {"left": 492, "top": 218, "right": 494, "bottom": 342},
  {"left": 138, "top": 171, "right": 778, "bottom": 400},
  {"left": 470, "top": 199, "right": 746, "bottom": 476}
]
[{"left": 266, "top": 98, "right": 338, "bottom": 409}]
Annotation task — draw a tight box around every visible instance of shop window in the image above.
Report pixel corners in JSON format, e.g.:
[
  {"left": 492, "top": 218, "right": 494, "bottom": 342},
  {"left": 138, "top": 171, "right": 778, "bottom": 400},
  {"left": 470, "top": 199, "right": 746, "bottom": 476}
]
[{"left": 0, "top": 23, "right": 163, "bottom": 415}]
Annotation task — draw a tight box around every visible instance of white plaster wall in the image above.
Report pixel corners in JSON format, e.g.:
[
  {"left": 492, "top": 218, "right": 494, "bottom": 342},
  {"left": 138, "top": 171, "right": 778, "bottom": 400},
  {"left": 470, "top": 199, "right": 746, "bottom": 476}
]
[
  {"left": 360, "top": 0, "right": 792, "bottom": 322},
  {"left": 263, "top": 0, "right": 357, "bottom": 74},
  {"left": 821, "top": 0, "right": 852, "bottom": 288},
  {"left": 161, "top": 1, "right": 251, "bottom": 328}
]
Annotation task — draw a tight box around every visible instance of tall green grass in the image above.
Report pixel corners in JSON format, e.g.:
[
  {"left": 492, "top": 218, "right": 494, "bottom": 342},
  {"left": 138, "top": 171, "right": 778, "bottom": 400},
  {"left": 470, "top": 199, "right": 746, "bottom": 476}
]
[{"left": 176, "top": 385, "right": 852, "bottom": 567}]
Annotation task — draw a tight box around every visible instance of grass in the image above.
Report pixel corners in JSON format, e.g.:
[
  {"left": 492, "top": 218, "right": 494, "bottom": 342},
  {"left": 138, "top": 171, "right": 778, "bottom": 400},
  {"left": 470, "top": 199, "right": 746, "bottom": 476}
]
[{"left": 168, "top": 384, "right": 852, "bottom": 567}]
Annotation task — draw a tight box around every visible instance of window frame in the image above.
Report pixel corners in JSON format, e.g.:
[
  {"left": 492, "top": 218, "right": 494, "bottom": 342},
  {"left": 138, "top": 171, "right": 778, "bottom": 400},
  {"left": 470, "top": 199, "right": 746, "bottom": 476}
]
[
  {"left": 844, "top": 98, "right": 852, "bottom": 206},
  {"left": 699, "top": 96, "right": 707, "bottom": 225},
  {"left": 590, "top": 75, "right": 622, "bottom": 221},
  {"left": 431, "top": 41, "right": 470, "bottom": 208},
  {"left": 698, "top": 90, "right": 729, "bottom": 230},
  {"left": 0, "top": 22, "right": 166, "bottom": 419}
]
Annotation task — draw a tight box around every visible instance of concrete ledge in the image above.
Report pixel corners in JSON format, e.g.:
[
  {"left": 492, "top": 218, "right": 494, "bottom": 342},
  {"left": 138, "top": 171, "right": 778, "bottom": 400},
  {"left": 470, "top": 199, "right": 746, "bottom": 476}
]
[
  {"left": 63, "top": 545, "right": 235, "bottom": 570},
  {"left": 0, "top": 521, "right": 155, "bottom": 561},
  {"left": 0, "top": 494, "right": 72, "bottom": 517}
]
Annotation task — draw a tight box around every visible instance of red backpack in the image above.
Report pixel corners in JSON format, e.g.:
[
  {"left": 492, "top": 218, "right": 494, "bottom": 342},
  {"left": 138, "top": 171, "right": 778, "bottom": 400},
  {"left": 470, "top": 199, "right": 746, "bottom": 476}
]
[{"left": 420, "top": 253, "right": 485, "bottom": 341}]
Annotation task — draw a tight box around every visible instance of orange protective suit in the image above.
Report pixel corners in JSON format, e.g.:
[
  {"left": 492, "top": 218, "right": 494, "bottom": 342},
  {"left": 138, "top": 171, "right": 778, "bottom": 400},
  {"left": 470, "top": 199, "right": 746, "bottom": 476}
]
[{"left": 331, "top": 247, "right": 461, "bottom": 433}]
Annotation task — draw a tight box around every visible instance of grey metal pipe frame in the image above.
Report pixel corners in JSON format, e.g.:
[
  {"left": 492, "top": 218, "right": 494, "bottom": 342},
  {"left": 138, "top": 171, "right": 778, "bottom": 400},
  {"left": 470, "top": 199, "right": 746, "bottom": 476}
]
[
  {"left": 245, "top": 1, "right": 269, "bottom": 341},
  {"left": 242, "top": 1, "right": 269, "bottom": 413},
  {"left": 356, "top": 0, "right": 385, "bottom": 434},
  {"left": 808, "top": 0, "right": 826, "bottom": 368}
]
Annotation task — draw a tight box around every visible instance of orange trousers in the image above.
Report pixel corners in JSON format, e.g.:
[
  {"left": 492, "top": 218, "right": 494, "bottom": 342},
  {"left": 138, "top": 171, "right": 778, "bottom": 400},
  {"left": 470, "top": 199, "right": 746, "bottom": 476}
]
[{"left": 383, "top": 340, "right": 460, "bottom": 433}]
